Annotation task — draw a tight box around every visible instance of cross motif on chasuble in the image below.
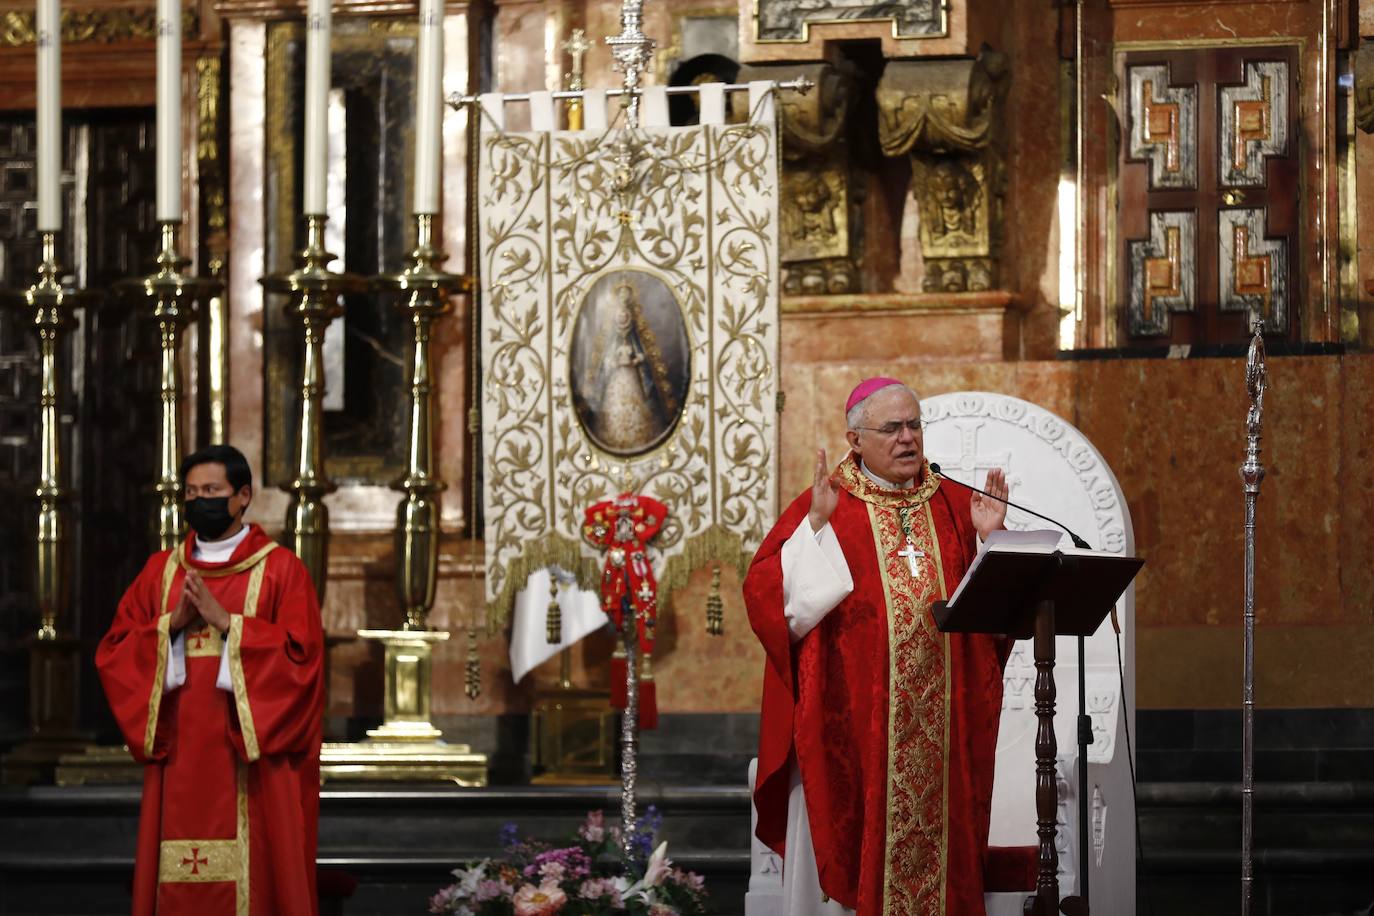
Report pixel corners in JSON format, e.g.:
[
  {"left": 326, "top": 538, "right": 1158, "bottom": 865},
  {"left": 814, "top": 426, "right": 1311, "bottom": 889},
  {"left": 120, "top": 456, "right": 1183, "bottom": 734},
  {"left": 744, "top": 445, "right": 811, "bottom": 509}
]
[
  {"left": 187, "top": 626, "right": 212, "bottom": 651},
  {"left": 181, "top": 847, "right": 209, "bottom": 875}
]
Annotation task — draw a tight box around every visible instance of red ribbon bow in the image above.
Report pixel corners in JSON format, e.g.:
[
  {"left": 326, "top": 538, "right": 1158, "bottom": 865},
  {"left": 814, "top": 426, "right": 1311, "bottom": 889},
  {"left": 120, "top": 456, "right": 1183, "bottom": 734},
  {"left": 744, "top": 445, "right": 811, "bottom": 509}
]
[{"left": 583, "top": 493, "right": 667, "bottom": 726}]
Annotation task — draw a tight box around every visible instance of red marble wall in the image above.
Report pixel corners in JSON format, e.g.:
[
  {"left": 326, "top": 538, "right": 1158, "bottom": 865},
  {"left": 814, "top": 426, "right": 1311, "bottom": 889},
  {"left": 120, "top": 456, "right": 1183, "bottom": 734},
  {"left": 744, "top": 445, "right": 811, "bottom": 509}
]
[{"left": 347, "top": 339, "right": 1374, "bottom": 719}]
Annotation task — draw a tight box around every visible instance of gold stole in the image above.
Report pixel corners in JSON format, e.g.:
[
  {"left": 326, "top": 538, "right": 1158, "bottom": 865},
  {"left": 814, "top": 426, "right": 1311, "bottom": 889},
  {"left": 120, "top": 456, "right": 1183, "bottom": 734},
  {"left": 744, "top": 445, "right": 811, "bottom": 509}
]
[{"left": 869, "top": 498, "right": 951, "bottom": 916}]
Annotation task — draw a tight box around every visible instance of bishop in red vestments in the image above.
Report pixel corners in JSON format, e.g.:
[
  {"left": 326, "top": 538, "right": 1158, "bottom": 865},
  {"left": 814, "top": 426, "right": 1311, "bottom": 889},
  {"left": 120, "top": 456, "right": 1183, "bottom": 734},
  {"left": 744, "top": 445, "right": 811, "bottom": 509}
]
[
  {"left": 97, "top": 445, "right": 325, "bottom": 916},
  {"left": 745, "top": 379, "right": 1011, "bottom": 916}
]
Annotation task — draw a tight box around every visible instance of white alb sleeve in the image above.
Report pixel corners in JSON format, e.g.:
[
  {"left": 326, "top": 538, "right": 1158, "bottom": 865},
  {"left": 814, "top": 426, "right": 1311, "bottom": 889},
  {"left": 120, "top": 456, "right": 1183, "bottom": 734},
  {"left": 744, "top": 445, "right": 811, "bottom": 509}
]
[
  {"left": 164, "top": 631, "right": 187, "bottom": 691},
  {"left": 216, "top": 643, "right": 232, "bottom": 691},
  {"left": 779, "top": 517, "right": 854, "bottom": 642}
]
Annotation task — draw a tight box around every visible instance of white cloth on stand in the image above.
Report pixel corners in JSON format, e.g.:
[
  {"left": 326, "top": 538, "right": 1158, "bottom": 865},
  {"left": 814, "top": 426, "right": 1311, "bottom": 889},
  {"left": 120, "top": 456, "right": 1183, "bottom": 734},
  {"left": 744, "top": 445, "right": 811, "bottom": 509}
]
[
  {"left": 529, "top": 91, "right": 555, "bottom": 132},
  {"left": 582, "top": 89, "right": 608, "bottom": 130},
  {"left": 698, "top": 82, "right": 726, "bottom": 126},
  {"left": 747, "top": 80, "right": 775, "bottom": 123},
  {"left": 641, "top": 85, "right": 669, "bottom": 128},
  {"left": 478, "top": 92, "right": 505, "bottom": 131},
  {"left": 509, "top": 566, "right": 609, "bottom": 683}
]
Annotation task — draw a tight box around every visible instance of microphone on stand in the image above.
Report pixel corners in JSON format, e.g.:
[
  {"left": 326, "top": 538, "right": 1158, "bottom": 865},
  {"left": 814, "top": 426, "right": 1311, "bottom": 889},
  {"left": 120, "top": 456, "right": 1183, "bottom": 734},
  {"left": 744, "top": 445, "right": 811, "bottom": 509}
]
[
  {"left": 928, "top": 462, "right": 1092, "bottom": 550},
  {"left": 930, "top": 460, "right": 1098, "bottom": 910}
]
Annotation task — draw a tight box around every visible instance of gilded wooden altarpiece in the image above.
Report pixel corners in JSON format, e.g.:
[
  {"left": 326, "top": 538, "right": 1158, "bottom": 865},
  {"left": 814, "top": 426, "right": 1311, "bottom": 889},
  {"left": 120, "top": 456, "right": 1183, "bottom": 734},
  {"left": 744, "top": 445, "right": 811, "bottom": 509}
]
[
  {"left": 477, "top": 99, "right": 781, "bottom": 623},
  {"left": 878, "top": 51, "right": 1009, "bottom": 293}
]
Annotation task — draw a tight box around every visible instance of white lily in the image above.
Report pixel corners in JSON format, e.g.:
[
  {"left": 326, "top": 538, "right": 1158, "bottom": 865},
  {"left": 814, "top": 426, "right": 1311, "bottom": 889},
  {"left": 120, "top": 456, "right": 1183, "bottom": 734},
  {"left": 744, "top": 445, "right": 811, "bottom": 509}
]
[{"left": 622, "top": 841, "right": 672, "bottom": 899}]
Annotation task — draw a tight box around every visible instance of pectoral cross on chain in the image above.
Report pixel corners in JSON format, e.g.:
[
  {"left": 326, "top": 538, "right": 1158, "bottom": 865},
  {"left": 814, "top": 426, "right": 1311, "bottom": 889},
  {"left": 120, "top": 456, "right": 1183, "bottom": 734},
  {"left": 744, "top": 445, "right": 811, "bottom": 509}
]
[{"left": 897, "top": 539, "right": 925, "bottom": 578}]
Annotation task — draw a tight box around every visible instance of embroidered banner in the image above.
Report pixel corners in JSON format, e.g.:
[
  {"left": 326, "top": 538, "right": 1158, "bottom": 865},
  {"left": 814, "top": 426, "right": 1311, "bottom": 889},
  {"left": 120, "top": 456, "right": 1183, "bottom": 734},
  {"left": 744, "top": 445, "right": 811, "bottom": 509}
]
[{"left": 476, "top": 85, "right": 781, "bottom": 625}]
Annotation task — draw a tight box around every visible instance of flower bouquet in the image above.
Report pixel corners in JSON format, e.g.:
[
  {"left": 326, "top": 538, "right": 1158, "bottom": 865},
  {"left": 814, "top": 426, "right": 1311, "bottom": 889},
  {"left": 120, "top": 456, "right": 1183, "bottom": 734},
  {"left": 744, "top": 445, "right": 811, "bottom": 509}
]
[{"left": 429, "top": 808, "right": 709, "bottom": 916}]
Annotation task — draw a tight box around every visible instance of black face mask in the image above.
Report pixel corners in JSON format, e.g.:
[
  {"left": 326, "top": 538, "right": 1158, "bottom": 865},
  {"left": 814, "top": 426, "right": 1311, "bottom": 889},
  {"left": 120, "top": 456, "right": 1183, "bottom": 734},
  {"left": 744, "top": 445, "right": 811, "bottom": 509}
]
[{"left": 186, "top": 497, "right": 238, "bottom": 541}]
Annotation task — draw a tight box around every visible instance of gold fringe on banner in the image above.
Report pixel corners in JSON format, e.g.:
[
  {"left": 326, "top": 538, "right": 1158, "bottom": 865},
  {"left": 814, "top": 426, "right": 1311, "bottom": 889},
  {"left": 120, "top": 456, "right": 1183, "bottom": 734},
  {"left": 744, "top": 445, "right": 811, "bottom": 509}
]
[
  {"left": 655, "top": 523, "right": 752, "bottom": 602},
  {"left": 485, "top": 533, "right": 601, "bottom": 633}
]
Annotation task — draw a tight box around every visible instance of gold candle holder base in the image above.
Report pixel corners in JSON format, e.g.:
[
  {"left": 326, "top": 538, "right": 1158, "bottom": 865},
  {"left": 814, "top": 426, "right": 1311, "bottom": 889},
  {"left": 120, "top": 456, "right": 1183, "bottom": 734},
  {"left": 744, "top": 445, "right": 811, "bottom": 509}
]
[
  {"left": 317, "top": 628, "right": 489, "bottom": 786},
  {"left": 319, "top": 741, "right": 489, "bottom": 787},
  {"left": 530, "top": 685, "right": 618, "bottom": 785},
  {"left": 52, "top": 743, "right": 141, "bottom": 786}
]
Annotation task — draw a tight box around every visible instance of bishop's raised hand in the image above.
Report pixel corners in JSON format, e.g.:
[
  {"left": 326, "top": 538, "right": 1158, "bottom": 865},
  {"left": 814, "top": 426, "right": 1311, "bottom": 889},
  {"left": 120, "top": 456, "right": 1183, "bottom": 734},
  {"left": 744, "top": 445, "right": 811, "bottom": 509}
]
[
  {"left": 970, "top": 466, "right": 1009, "bottom": 540},
  {"left": 808, "top": 448, "right": 841, "bottom": 533}
]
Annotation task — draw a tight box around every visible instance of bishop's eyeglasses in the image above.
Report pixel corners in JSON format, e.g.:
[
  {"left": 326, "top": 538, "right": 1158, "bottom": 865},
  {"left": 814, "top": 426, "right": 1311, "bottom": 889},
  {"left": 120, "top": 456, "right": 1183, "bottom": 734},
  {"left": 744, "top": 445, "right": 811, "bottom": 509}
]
[{"left": 853, "top": 418, "right": 928, "bottom": 437}]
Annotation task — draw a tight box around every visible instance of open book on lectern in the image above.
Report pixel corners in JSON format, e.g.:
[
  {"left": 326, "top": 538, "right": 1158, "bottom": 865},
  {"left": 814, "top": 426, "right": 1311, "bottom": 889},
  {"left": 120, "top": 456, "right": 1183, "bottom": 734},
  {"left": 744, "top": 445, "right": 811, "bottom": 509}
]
[{"left": 935, "top": 529, "right": 1142, "bottom": 640}]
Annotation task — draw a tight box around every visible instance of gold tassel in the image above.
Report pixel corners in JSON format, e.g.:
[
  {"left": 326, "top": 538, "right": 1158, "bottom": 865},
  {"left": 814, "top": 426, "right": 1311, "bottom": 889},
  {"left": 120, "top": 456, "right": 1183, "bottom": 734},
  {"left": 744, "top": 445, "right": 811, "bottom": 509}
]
[
  {"left": 464, "top": 627, "right": 482, "bottom": 700},
  {"left": 546, "top": 575, "right": 562, "bottom": 644},
  {"left": 706, "top": 563, "right": 724, "bottom": 636}
]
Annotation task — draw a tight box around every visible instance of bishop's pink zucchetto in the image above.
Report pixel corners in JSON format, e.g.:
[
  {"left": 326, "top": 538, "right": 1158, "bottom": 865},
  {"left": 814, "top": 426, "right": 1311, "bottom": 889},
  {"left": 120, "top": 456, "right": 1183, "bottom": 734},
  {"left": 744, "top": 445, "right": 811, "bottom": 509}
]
[{"left": 845, "top": 377, "right": 904, "bottom": 414}]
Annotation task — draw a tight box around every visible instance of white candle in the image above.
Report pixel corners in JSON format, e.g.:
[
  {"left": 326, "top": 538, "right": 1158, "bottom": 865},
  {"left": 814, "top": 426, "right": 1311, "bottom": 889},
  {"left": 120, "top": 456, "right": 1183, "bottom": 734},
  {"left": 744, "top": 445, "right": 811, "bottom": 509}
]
[
  {"left": 155, "top": 0, "right": 181, "bottom": 222},
  {"left": 303, "top": 0, "right": 331, "bottom": 215},
  {"left": 412, "top": 0, "right": 443, "bottom": 215},
  {"left": 35, "top": 0, "right": 60, "bottom": 233}
]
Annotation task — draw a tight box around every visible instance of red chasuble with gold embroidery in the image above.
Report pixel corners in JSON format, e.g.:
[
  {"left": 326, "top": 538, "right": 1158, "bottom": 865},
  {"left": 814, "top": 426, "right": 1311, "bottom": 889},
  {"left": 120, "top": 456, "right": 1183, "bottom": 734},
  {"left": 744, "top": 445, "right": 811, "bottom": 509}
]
[
  {"left": 96, "top": 524, "right": 325, "bottom": 916},
  {"left": 745, "top": 456, "right": 1008, "bottom": 916}
]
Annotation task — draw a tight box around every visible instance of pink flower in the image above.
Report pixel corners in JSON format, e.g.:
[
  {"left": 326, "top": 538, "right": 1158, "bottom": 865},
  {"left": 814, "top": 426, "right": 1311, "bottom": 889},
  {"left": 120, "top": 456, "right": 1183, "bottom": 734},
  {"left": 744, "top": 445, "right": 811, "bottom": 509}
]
[
  {"left": 578, "top": 810, "right": 606, "bottom": 843},
  {"left": 473, "top": 878, "right": 513, "bottom": 902},
  {"left": 649, "top": 905, "right": 680, "bottom": 916},
  {"left": 512, "top": 882, "right": 568, "bottom": 916},
  {"left": 577, "top": 877, "right": 624, "bottom": 906}
]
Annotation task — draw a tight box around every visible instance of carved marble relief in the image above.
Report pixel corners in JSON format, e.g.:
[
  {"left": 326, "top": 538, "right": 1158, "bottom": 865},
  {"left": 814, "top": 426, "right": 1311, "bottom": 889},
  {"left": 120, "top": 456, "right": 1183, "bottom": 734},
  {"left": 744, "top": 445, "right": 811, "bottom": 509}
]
[
  {"left": 1219, "top": 62, "right": 1289, "bottom": 187},
  {"left": 754, "top": 0, "right": 944, "bottom": 43},
  {"left": 878, "top": 51, "right": 1008, "bottom": 293},
  {"left": 744, "top": 62, "right": 858, "bottom": 295},
  {"left": 1127, "top": 64, "right": 1198, "bottom": 190},
  {"left": 1127, "top": 211, "right": 1196, "bottom": 337},
  {"left": 1218, "top": 208, "right": 1287, "bottom": 332}
]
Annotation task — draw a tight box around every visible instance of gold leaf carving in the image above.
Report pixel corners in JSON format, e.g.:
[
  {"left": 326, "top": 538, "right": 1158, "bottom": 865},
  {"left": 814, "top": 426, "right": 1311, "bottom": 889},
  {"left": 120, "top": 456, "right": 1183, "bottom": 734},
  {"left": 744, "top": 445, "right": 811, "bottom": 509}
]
[{"left": 1, "top": 7, "right": 201, "bottom": 46}]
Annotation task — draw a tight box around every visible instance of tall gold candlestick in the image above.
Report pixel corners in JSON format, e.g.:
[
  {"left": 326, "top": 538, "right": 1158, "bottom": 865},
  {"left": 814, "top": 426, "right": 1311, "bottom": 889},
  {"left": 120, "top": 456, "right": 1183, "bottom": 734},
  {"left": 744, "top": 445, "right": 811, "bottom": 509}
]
[
  {"left": 377, "top": 213, "right": 462, "bottom": 631},
  {"left": 261, "top": 215, "right": 366, "bottom": 603},
  {"left": 315, "top": 217, "right": 488, "bottom": 784},
  {"left": 25, "top": 234, "right": 78, "bottom": 641},
  {"left": 1, "top": 233, "right": 95, "bottom": 783},
  {"left": 118, "top": 221, "right": 222, "bottom": 549}
]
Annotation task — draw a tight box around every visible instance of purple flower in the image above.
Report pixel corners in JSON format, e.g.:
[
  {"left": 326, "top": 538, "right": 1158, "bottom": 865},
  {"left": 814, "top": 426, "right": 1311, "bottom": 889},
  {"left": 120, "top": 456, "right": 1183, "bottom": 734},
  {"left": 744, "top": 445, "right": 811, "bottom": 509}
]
[
  {"left": 499, "top": 822, "right": 521, "bottom": 849},
  {"left": 522, "top": 846, "right": 591, "bottom": 881}
]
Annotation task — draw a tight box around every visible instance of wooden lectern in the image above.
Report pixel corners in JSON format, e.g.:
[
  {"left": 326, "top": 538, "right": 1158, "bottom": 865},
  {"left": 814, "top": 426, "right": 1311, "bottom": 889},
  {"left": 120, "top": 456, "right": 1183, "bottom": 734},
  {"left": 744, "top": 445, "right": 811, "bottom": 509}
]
[{"left": 933, "top": 545, "right": 1143, "bottom": 916}]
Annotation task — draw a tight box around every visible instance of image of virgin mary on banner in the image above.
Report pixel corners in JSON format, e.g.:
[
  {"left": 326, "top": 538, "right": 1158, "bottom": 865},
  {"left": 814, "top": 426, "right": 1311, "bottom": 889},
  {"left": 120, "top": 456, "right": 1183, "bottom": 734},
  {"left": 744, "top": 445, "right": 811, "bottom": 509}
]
[{"left": 475, "top": 83, "right": 782, "bottom": 628}]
